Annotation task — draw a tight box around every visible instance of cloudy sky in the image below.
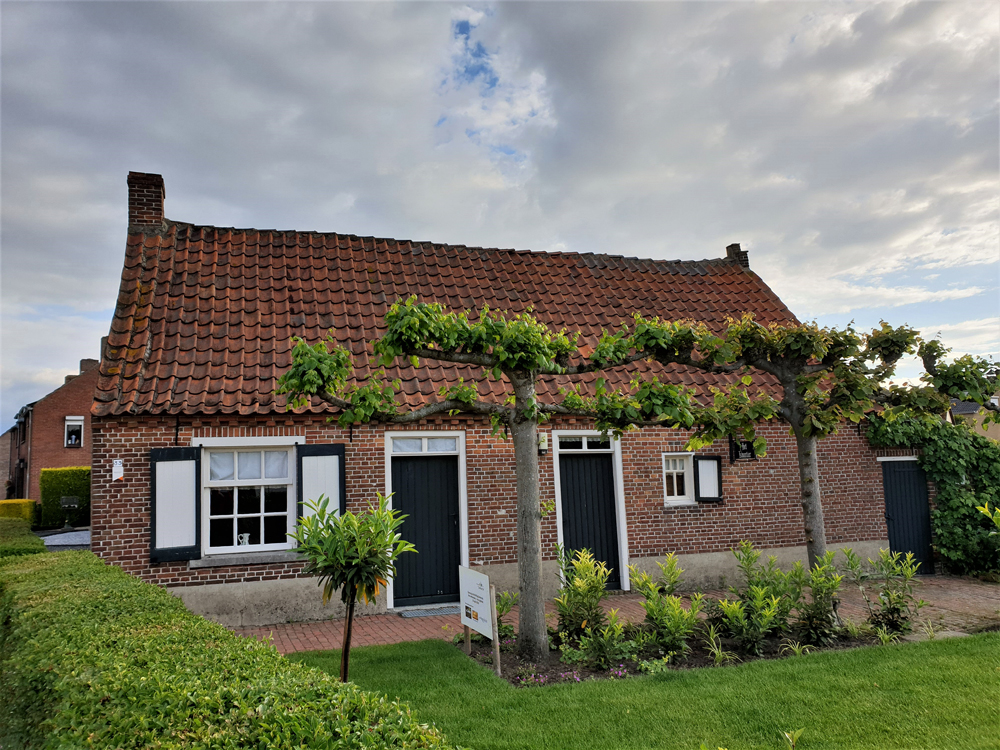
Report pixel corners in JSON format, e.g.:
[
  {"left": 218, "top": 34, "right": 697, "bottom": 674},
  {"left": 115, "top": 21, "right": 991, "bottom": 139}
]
[{"left": 1, "top": 1, "right": 997, "bottom": 429}]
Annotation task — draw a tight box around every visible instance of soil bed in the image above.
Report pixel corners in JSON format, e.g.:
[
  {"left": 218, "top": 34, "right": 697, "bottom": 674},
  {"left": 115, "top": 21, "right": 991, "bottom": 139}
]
[{"left": 459, "top": 633, "right": 874, "bottom": 687}]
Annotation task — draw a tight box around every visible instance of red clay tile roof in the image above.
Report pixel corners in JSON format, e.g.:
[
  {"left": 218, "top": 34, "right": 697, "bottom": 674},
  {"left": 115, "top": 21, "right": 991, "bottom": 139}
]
[{"left": 94, "top": 222, "right": 798, "bottom": 417}]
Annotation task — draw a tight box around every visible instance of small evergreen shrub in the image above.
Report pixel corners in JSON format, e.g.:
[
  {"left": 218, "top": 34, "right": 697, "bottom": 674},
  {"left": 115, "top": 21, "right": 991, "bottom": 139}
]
[
  {"left": 730, "top": 540, "right": 801, "bottom": 632},
  {"left": 0, "top": 499, "right": 34, "bottom": 524},
  {"left": 553, "top": 545, "right": 609, "bottom": 642},
  {"left": 629, "top": 560, "right": 702, "bottom": 655},
  {"left": 0, "top": 552, "right": 455, "bottom": 749},
  {"left": 792, "top": 551, "right": 843, "bottom": 646},
  {"left": 843, "top": 547, "right": 925, "bottom": 633},
  {"left": 0, "top": 518, "right": 46, "bottom": 559},
  {"left": 578, "top": 609, "right": 636, "bottom": 669},
  {"left": 717, "top": 586, "right": 781, "bottom": 655},
  {"left": 37, "top": 466, "right": 90, "bottom": 528}
]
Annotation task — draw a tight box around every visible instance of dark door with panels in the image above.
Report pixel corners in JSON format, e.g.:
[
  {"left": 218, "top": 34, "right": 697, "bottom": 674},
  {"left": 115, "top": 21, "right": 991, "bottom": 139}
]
[
  {"left": 391, "top": 456, "right": 461, "bottom": 606},
  {"left": 882, "top": 460, "right": 934, "bottom": 574},
  {"left": 560, "top": 452, "right": 621, "bottom": 589}
]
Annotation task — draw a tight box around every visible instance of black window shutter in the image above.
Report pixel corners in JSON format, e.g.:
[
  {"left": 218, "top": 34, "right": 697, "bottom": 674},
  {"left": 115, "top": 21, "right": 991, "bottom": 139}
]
[
  {"left": 296, "top": 444, "right": 347, "bottom": 517},
  {"left": 693, "top": 455, "right": 723, "bottom": 503},
  {"left": 149, "top": 447, "right": 201, "bottom": 563}
]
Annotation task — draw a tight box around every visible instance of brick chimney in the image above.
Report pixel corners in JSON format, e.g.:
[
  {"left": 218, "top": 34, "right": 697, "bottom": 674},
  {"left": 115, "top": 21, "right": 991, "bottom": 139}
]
[
  {"left": 127, "top": 172, "right": 165, "bottom": 229},
  {"left": 726, "top": 242, "right": 749, "bottom": 268}
]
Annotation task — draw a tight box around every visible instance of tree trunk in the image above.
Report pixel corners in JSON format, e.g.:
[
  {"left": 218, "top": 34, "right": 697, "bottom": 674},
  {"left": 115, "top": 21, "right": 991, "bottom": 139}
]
[
  {"left": 793, "top": 429, "right": 827, "bottom": 569},
  {"left": 511, "top": 377, "right": 548, "bottom": 662},
  {"left": 340, "top": 586, "right": 357, "bottom": 682}
]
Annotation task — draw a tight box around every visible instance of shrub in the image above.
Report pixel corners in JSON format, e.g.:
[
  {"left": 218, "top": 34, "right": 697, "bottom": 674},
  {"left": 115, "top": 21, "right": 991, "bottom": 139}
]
[
  {"left": 792, "top": 551, "right": 843, "bottom": 646},
  {"left": 730, "top": 540, "right": 801, "bottom": 632},
  {"left": 842, "top": 547, "right": 925, "bottom": 633},
  {"left": 495, "top": 590, "right": 519, "bottom": 641},
  {"left": 717, "top": 586, "right": 781, "bottom": 655},
  {"left": 630, "top": 563, "right": 702, "bottom": 655},
  {"left": 578, "top": 609, "right": 636, "bottom": 669},
  {"left": 0, "top": 499, "right": 34, "bottom": 524},
  {"left": 0, "top": 552, "right": 455, "bottom": 749},
  {"left": 37, "top": 466, "right": 90, "bottom": 528},
  {"left": 0, "top": 518, "right": 46, "bottom": 559},
  {"left": 553, "top": 545, "right": 609, "bottom": 641}
]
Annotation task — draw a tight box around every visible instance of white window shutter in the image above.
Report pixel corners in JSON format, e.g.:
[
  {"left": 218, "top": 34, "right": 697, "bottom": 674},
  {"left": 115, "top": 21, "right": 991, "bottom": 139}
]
[
  {"left": 150, "top": 447, "right": 201, "bottom": 562},
  {"left": 694, "top": 456, "right": 723, "bottom": 503},
  {"left": 296, "top": 444, "right": 346, "bottom": 517}
]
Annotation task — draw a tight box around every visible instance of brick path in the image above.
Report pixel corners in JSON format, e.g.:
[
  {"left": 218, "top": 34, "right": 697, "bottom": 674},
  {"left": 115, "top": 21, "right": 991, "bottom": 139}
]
[{"left": 233, "top": 575, "right": 1000, "bottom": 655}]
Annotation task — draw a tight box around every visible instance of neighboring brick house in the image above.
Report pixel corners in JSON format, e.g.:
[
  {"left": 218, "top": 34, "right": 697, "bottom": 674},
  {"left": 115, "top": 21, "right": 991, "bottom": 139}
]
[
  {"left": 7, "top": 359, "right": 100, "bottom": 502},
  {"left": 92, "top": 173, "right": 892, "bottom": 627}
]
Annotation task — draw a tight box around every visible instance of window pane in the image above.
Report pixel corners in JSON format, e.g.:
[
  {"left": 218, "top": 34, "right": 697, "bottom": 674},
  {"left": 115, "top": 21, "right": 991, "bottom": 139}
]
[
  {"left": 587, "top": 437, "right": 611, "bottom": 450},
  {"left": 559, "top": 437, "right": 583, "bottom": 450},
  {"left": 210, "top": 452, "right": 235, "bottom": 481},
  {"left": 210, "top": 518, "right": 233, "bottom": 548},
  {"left": 427, "top": 437, "right": 457, "bottom": 452},
  {"left": 65, "top": 424, "right": 83, "bottom": 447},
  {"left": 238, "top": 452, "right": 262, "bottom": 480},
  {"left": 665, "top": 474, "right": 676, "bottom": 496},
  {"left": 236, "top": 517, "right": 260, "bottom": 546},
  {"left": 264, "top": 486, "right": 287, "bottom": 513},
  {"left": 392, "top": 438, "right": 422, "bottom": 453},
  {"left": 264, "top": 451, "right": 288, "bottom": 479},
  {"left": 238, "top": 487, "right": 261, "bottom": 515},
  {"left": 676, "top": 473, "right": 686, "bottom": 497},
  {"left": 263, "top": 515, "right": 287, "bottom": 544},
  {"left": 210, "top": 488, "right": 234, "bottom": 516}
]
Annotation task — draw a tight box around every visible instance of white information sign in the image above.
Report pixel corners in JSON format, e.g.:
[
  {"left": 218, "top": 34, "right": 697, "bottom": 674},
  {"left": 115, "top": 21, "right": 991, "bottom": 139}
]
[
  {"left": 459, "top": 566, "right": 493, "bottom": 639},
  {"left": 112, "top": 459, "right": 124, "bottom": 482}
]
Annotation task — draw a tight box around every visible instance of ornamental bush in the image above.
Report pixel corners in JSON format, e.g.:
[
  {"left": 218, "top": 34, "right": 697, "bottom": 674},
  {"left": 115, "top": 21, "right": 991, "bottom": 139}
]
[
  {"left": 37, "top": 466, "right": 90, "bottom": 528},
  {"left": 0, "top": 552, "right": 455, "bottom": 749},
  {"left": 0, "top": 499, "right": 34, "bottom": 524},
  {"left": 0, "top": 518, "right": 46, "bottom": 559}
]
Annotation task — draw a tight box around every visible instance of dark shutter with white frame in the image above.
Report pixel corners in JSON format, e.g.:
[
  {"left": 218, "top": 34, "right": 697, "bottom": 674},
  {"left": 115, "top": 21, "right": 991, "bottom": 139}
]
[
  {"left": 296, "top": 444, "right": 346, "bottom": 518},
  {"left": 694, "top": 456, "right": 723, "bottom": 503},
  {"left": 150, "top": 447, "right": 201, "bottom": 562}
]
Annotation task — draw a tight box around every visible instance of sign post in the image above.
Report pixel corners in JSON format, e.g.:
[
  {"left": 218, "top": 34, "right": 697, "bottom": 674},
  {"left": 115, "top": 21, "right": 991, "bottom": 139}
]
[{"left": 459, "top": 566, "right": 501, "bottom": 677}]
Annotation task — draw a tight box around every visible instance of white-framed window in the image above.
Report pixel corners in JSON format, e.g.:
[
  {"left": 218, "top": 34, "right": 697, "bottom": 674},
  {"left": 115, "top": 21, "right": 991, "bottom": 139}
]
[
  {"left": 65, "top": 416, "right": 84, "bottom": 448},
  {"left": 662, "top": 452, "right": 724, "bottom": 505},
  {"left": 203, "top": 446, "right": 297, "bottom": 554},
  {"left": 662, "top": 453, "right": 694, "bottom": 505}
]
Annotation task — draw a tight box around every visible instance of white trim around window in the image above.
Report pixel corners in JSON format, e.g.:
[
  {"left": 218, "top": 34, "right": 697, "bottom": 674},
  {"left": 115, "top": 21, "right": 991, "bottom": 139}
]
[
  {"left": 64, "top": 416, "right": 85, "bottom": 448},
  {"left": 383, "top": 431, "right": 468, "bottom": 609},
  {"left": 876, "top": 456, "right": 920, "bottom": 462},
  {"left": 197, "top": 437, "right": 303, "bottom": 556},
  {"left": 552, "top": 430, "right": 630, "bottom": 592},
  {"left": 662, "top": 452, "right": 695, "bottom": 506}
]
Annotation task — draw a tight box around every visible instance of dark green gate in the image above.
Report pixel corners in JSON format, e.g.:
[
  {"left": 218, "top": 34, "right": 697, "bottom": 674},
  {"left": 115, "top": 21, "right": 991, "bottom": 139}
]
[
  {"left": 560, "top": 453, "right": 621, "bottom": 589},
  {"left": 882, "top": 460, "right": 934, "bottom": 574}
]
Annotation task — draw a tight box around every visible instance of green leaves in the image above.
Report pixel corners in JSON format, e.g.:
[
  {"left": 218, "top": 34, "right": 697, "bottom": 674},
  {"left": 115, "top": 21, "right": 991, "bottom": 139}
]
[{"left": 289, "top": 493, "right": 417, "bottom": 606}]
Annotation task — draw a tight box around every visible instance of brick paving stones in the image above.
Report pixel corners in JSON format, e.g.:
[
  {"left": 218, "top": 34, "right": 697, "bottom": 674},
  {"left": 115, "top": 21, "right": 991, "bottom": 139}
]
[{"left": 232, "top": 575, "right": 1000, "bottom": 655}]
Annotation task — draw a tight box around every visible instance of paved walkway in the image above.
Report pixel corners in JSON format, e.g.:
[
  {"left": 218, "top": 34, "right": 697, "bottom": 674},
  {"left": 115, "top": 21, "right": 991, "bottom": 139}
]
[{"left": 233, "top": 575, "right": 1000, "bottom": 655}]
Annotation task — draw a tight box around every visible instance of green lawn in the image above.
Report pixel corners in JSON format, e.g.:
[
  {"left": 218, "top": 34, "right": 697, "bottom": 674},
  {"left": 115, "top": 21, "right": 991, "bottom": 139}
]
[{"left": 290, "top": 634, "right": 1000, "bottom": 750}]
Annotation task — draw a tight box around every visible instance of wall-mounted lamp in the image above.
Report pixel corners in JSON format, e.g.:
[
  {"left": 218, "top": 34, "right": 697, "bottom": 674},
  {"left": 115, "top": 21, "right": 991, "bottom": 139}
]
[{"left": 537, "top": 433, "right": 549, "bottom": 456}]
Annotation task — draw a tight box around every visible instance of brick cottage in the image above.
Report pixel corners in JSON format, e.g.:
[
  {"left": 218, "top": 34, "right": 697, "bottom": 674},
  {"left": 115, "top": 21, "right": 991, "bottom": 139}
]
[{"left": 91, "top": 173, "right": 903, "bottom": 628}]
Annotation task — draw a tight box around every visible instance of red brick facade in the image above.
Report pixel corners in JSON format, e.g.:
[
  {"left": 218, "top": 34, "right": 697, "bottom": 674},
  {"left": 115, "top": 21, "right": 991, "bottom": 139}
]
[
  {"left": 8, "top": 362, "right": 100, "bottom": 501},
  {"left": 91, "top": 412, "right": 897, "bottom": 591}
]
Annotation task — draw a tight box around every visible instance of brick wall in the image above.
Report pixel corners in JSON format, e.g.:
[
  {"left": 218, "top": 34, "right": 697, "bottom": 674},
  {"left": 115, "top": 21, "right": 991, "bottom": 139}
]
[{"left": 92, "top": 412, "right": 897, "bottom": 590}]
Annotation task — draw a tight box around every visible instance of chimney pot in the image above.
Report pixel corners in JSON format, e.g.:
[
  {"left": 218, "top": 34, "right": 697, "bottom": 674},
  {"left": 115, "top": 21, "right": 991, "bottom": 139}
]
[
  {"left": 726, "top": 242, "right": 750, "bottom": 269},
  {"left": 127, "top": 172, "right": 165, "bottom": 229}
]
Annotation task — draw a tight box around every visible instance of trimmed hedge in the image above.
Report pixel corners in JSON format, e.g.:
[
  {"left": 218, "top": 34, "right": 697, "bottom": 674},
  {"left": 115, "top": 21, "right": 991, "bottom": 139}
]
[
  {"left": 0, "top": 518, "right": 46, "bottom": 559},
  {"left": 0, "top": 499, "right": 34, "bottom": 523},
  {"left": 0, "top": 553, "right": 456, "bottom": 749},
  {"left": 37, "top": 466, "right": 90, "bottom": 528}
]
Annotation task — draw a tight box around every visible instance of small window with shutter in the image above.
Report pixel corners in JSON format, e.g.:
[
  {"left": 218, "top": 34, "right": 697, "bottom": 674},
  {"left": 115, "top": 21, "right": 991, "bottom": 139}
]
[
  {"left": 150, "top": 447, "right": 201, "bottom": 562},
  {"left": 693, "top": 456, "right": 723, "bottom": 503}
]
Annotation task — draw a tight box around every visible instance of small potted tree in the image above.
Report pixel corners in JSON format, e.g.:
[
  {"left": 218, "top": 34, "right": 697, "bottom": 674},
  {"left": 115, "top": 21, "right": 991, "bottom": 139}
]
[{"left": 290, "top": 493, "right": 416, "bottom": 681}]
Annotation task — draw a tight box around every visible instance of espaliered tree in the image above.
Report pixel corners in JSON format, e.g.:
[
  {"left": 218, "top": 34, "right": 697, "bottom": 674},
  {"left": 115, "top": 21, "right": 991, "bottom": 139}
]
[{"left": 277, "top": 297, "right": 997, "bottom": 660}]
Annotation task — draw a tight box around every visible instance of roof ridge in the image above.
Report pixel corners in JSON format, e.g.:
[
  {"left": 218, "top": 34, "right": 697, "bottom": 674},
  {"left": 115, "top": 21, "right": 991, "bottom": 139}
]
[{"left": 162, "top": 219, "right": 735, "bottom": 269}]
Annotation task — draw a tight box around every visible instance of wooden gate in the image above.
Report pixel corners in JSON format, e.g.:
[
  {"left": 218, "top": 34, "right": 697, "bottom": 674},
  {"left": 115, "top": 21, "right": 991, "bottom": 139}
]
[{"left": 881, "top": 460, "right": 935, "bottom": 574}]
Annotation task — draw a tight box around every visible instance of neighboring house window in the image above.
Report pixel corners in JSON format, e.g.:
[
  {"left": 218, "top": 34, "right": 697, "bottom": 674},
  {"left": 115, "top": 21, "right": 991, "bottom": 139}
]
[
  {"left": 663, "top": 453, "right": 693, "bottom": 505},
  {"left": 662, "top": 452, "right": 724, "bottom": 505},
  {"left": 204, "top": 447, "right": 296, "bottom": 553},
  {"left": 64, "top": 417, "right": 85, "bottom": 448}
]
